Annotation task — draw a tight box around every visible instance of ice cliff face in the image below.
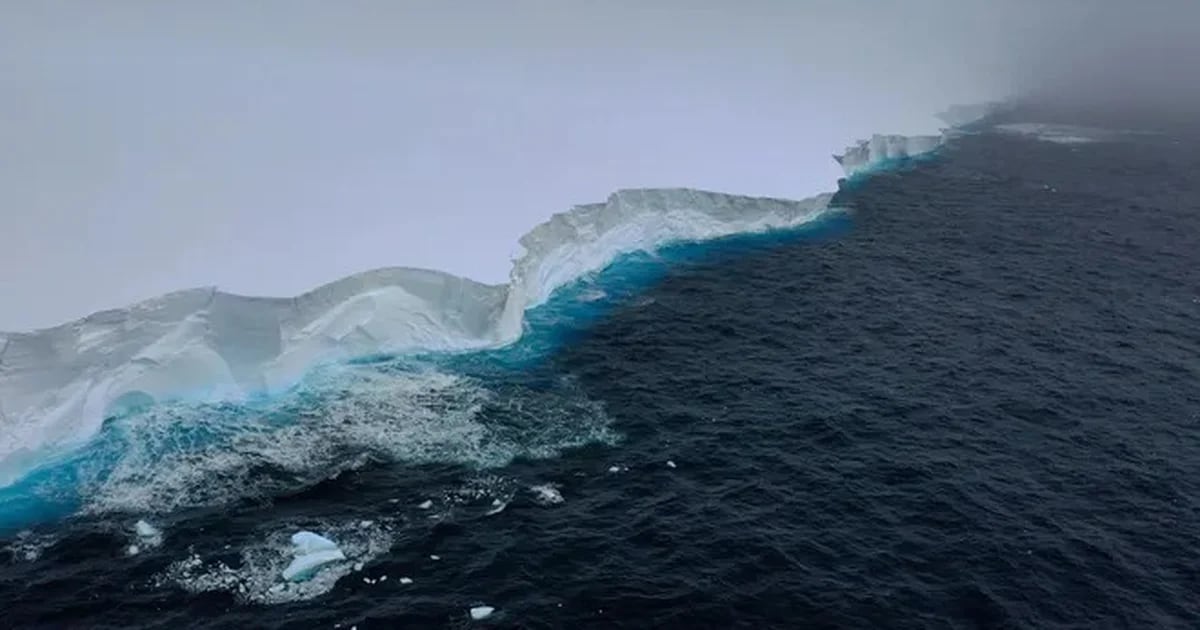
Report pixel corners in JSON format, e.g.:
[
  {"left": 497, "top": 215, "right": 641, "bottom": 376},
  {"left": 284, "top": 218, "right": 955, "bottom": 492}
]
[
  {"left": 831, "top": 102, "right": 1015, "bottom": 179},
  {"left": 833, "top": 134, "right": 944, "bottom": 178}
]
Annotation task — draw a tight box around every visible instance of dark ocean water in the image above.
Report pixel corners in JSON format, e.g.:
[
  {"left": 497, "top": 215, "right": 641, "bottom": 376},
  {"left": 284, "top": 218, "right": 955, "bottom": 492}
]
[{"left": 3, "top": 109, "right": 1200, "bottom": 629}]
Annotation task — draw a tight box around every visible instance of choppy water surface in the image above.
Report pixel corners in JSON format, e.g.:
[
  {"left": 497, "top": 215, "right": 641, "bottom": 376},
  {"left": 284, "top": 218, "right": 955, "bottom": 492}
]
[{"left": 3, "top": 110, "right": 1200, "bottom": 628}]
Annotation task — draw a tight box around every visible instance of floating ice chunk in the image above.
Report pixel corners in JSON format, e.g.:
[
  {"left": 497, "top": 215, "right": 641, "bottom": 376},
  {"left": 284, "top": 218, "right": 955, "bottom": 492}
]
[
  {"left": 133, "top": 519, "right": 163, "bottom": 549},
  {"left": 666, "top": 460, "right": 677, "bottom": 469},
  {"left": 135, "top": 520, "right": 159, "bottom": 538},
  {"left": 529, "top": 484, "right": 563, "bottom": 505},
  {"left": 608, "top": 466, "right": 620, "bottom": 473},
  {"left": 290, "top": 531, "right": 339, "bottom": 555},
  {"left": 399, "top": 577, "right": 413, "bottom": 584},
  {"left": 430, "top": 554, "right": 440, "bottom": 561},
  {"left": 283, "top": 549, "right": 346, "bottom": 582},
  {"left": 379, "top": 575, "right": 387, "bottom": 582},
  {"left": 127, "top": 544, "right": 140, "bottom": 556},
  {"left": 470, "top": 606, "right": 495, "bottom": 620},
  {"left": 418, "top": 500, "right": 433, "bottom": 509},
  {"left": 353, "top": 562, "right": 364, "bottom": 572},
  {"left": 358, "top": 520, "right": 374, "bottom": 528},
  {"left": 282, "top": 531, "right": 346, "bottom": 582},
  {"left": 485, "top": 498, "right": 508, "bottom": 516}
]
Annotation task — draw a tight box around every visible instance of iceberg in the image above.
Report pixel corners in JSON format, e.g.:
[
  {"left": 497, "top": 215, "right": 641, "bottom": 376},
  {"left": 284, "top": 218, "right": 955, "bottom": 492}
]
[
  {"left": 0, "top": 190, "right": 831, "bottom": 487},
  {"left": 833, "top": 134, "right": 944, "bottom": 178},
  {"left": 0, "top": 103, "right": 1005, "bottom": 489},
  {"left": 135, "top": 519, "right": 161, "bottom": 539},
  {"left": 282, "top": 531, "right": 346, "bottom": 582},
  {"left": 833, "top": 101, "right": 1016, "bottom": 178}
]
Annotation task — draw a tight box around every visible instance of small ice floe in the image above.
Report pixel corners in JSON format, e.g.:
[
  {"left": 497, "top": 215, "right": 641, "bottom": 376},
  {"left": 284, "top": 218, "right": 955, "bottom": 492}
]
[
  {"left": 379, "top": 575, "right": 387, "bottom": 582},
  {"left": 430, "top": 554, "right": 441, "bottom": 561},
  {"left": 353, "top": 562, "right": 364, "bottom": 572},
  {"left": 129, "top": 519, "right": 163, "bottom": 554},
  {"left": 529, "top": 484, "right": 564, "bottom": 506},
  {"left": 607, "top": 466, "right": 621, "bottom": 474},
  {"left": 666, "top": 460, "right": 677, "bottom": 469},
  {"left": 418, "top": 500, "right": 433, "bottom": 510},
  {"left": 358, "top": 520, "right": 374, "bottom": 528},
  {"left": 399, "top": 577, "right": 413, "bottom": 585},
  {"left": 484, "top": 498, "right": 508, "bottom": 516},
  {"left": 470, "top": 605, "right": 495, "bottom": 621},
  {"left": 282, "top": 531, "right": 346, "bottom": 582},
  {"left": 135, "top": 520, "right": 160, "bottom": 539}
]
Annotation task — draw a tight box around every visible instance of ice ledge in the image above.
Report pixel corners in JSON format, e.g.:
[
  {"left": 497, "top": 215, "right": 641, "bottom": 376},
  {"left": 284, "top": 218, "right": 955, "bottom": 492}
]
[{"left": 831, "top": 101, "right": 1012, "bottom": 179}]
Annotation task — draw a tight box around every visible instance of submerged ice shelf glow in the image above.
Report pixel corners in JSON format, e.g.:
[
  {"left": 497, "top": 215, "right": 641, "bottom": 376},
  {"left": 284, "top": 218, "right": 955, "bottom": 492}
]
[{"left": 0, "top": 103, "right": 1001, "bottom": 492}]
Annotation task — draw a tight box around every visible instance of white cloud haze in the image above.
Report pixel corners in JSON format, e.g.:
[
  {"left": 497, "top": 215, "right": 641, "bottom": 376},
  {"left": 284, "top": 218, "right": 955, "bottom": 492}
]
[{"left": 2, "top": 1, "right": 1192, "bottom": 330}]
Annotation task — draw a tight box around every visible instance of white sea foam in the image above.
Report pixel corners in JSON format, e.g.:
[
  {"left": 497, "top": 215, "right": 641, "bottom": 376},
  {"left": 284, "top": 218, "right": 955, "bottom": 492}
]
[
  {"left": 72, "top": 366, "right": 613, "bottom": 516},
  {"left": 996, "top": 123, "right": 1108, "bottom": 144},
  {"left": 5, "top": 530, "right": 55, "bottom": 562},
  {"left": 994, "top": 123, "right": 1156, "bottom": 145},
  {"left": 529, "top": 483, "right": 564, "bottom": 505}
]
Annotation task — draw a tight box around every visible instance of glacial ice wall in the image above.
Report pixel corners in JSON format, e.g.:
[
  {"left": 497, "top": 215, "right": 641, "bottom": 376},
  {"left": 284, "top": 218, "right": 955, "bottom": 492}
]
[{"left": 833, "top": 133, "right": 945, "bottom": 178}]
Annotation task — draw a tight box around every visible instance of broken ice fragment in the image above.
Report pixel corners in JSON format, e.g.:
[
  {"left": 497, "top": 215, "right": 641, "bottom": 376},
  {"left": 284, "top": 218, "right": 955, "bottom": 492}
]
[
  {"left": 281, "top": 531, "right": 346, "bottom": 582},
  {"left": 529, "top": 484, "right": 563, "bottom": 505}
]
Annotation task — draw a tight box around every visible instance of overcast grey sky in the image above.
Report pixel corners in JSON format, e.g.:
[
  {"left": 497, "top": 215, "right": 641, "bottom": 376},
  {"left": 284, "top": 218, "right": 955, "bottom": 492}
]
[{"left": 4, "top": 1, "right": 1189, "bottom": 331}]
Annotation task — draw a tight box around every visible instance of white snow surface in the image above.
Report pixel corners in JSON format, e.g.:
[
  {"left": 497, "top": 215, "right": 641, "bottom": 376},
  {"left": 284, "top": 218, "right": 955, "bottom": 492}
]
[
  {"left": 470, "top": 606, "right": 496, "bottom": 620},
  {"left": 0, "top": 103, "right": 1003, "bottom": 489}
]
